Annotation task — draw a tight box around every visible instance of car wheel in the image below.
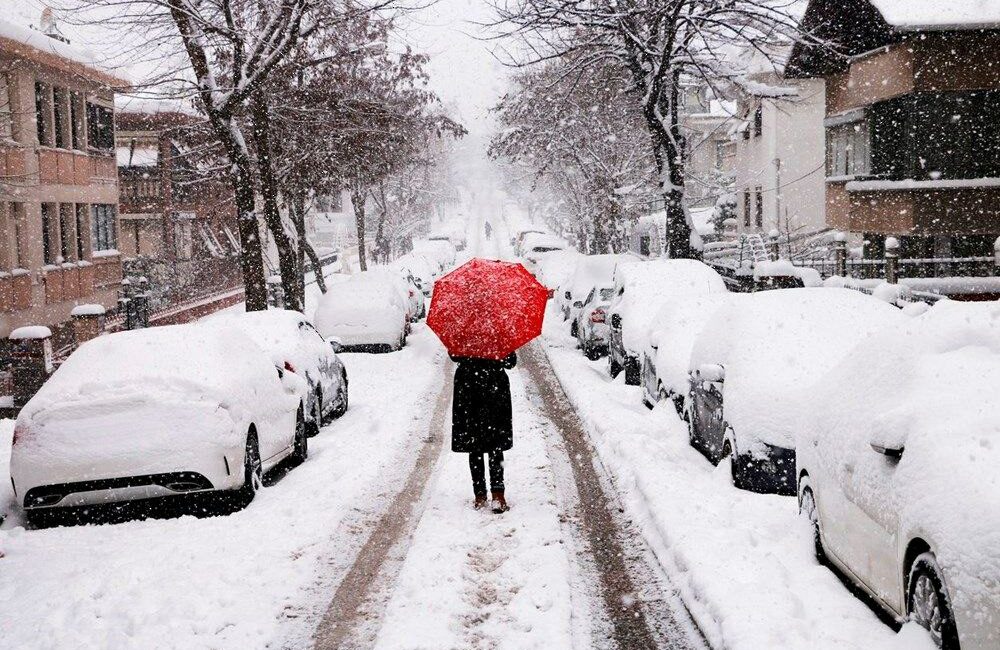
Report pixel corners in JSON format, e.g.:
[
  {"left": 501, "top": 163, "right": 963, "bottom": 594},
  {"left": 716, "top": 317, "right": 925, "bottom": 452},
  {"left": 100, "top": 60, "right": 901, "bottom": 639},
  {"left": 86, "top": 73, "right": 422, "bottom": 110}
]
[
  {"left": 584, "top": 344, "right": 601, "bottom": 361},
  {"left": 331, "top": 371, "right": 349, "bottom": 418},
  {"left": 291, "top": 407, "right": 309, "bottom": 465},
  {"left": 609, "top": 355, "right": 623, "bottom": 378},
  {"left": 722, "top": 440, "right": 746, "bottom": 489},
  {"left": 908, "top": 553, "right": 960, "bottom": 650},
  {"left": 570, "top": 321, "right": 579, "bottom": 338},
  {"left": 798, "top": 485, "right": 825, "bottom": 562},
  {"left": 239, "top": 429, "right": 263, "bottom": 505},
  {"left": 306, "top": 390, "right": 322, "bottom": 437}
]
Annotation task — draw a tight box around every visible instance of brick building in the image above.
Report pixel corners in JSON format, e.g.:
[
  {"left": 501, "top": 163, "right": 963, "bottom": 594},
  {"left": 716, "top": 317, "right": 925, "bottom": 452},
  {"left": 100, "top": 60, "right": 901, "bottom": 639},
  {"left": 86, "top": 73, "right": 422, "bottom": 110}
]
[{"left": 0, "top": 16, "right": 126, "bottom": 348}]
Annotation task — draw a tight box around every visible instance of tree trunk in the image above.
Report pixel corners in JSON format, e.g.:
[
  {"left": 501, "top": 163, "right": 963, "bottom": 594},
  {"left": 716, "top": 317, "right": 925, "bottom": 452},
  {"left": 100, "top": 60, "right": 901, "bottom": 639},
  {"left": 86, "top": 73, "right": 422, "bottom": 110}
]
[
  {"left": 302, "top": 236, "right": 327, "bottom": 294},
  {"left": 373, "top": 183, "right": 391, "bottom": 264},
  {"left": 250, "top": 92, "right": 302, "bottom": 312},
  {"left": 290, "top": 191, "right": 309, "bottom": 303},
  {"left": 351, "top": 185, "right": 368, "bottom": 271},
  {"left": 231, "top": 161, "right": 269, "bottom": 311}
]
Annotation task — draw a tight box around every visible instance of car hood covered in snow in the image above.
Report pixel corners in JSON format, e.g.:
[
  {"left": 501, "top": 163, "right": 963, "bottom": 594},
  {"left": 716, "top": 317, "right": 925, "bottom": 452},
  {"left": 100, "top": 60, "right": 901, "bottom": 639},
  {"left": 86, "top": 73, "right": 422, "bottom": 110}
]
[
  {"left": 797, "top": 300, "right": 1000, "bottom": 639},
  {"left": 314, "top": 282, "right": 404, "bottom": 333},
  {"left": 690, "top": 288, "right": 906, "bottom": 451}
]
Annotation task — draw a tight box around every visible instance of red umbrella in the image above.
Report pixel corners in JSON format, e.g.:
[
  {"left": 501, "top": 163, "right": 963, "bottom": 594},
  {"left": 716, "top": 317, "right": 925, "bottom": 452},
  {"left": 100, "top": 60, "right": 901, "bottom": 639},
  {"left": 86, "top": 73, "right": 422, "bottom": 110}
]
[{"left": 427, "top": 258, "right": 549, "bottom": 360}]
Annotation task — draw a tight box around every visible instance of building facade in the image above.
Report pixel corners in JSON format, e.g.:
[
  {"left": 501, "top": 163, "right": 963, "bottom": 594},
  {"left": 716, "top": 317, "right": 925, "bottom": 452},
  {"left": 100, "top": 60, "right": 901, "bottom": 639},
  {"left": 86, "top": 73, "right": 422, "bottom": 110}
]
[
  {"left": 733, "top": 74, "right": 827, "bottom": 240},
  {"left": 788, "top": 0, "right": 1000, "bottom": 262},
  {"left": 116, "top": 106, "right": 242, "bottom": 309},
  {"left": 0, "top": 18, "right": 126, "bottom": 344}
]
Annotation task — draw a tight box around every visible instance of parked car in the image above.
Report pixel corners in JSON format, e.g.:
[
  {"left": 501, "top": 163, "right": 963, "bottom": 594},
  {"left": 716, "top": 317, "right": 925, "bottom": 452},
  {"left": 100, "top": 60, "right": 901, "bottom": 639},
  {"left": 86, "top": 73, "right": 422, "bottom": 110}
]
[
  {"left": 511, "top": 227, "right": 545, "bottom": 254},
  {"left": 358, "top": 269, "right": 419, "bottom": 325},
  {"left": 573, "top": 284, "right": 616, "bottom": 359},
  {"left": 428, "top": 230, "right": 466, "bottom": 252},
  {"left": 796, "top": 301, "right": 1000, "bottom": 650},
  {"left": 563, "top": 254, "right": 630, "bottom": 329},
  {"left": 315, "top": 279, "right": 409, "bottom": 352},
  {"left": 390, "top": 253, "right": 439, "bottom": 296},
  {"left": 640, "top": 293, "right": 738, "bottom": 413},
  {"left": 608, "top": 260, "right": 727, "bottom": 385},
  {"left": 205, "top": 309, "right": 349, "bottom": 436},
  {"left": 686, "top": 288, "right": 905, "bottom": 495},
  {"left": 521, "top": 233, "right": 567, "bottom": 267},
  {"left": 413, "top": 238, "right": 457, "bottom": 270},
  {"left": 9, "top": 325, "right": 307, "bottom": 521},
  {"left": 533, "top": 249, "right": 581, "bottom": 300}
]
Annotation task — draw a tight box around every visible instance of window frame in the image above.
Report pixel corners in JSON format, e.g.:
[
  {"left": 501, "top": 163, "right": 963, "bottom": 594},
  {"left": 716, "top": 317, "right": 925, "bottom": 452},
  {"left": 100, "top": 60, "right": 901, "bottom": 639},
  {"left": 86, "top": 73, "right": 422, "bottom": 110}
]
[{"left": 91, "top": 203, "right": 118, "bottom": 252}]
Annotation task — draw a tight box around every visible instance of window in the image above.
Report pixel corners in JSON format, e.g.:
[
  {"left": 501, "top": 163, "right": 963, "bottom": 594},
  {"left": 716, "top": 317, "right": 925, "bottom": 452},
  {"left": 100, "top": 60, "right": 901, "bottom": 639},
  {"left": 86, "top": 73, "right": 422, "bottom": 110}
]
[
  {"left": 41, "top": 203, "right": 56, "bottom": 264},
  {"left": 599, "top": 288, "right": 615, "bottom": 301},
  {"left": 826, "top": 120, "right": 871, "bottom": 177},
  {"left": 75, "top": 204, "right": 88, "bottom": 259},
  {"left": 639, "top": 235, "right": 651, "bottom": 257},
  {"left": 743, "top": 189, "right": 751, "bottom": 228},
  {"left": 53, "top": 87, "right": 67, "bottom": 149},
  {"left": 91, "top": 204, "right": 117, "bottom": 251},
  {"left": 715, "top": 141, "right": 726, "bottom": 170},
  {"left": 174, "top": 220, "right": 193, "bottom": 260},
  {"left": 58, "top": 203, "right": 73, "bottom": 261},
  {"left": 35, "top": 82, "right": 52, "bottom": 146},
  {"left": 0, "top": 74, "right": 12, "bottom": 140},
  {"left": 86, "top": 102, "right": 114, "bottom": 150},
  {"left": 70, "top": 92, "right": 85, "bottom": 150},
  {"left": 753, "top": 104, "right": 763, "bottom": 137},
  {"left": 8, "top": 203, "right": 25, "bottom": 268},
  {"left": 755, "top": 186, "right": 763, "bottom": 228}
]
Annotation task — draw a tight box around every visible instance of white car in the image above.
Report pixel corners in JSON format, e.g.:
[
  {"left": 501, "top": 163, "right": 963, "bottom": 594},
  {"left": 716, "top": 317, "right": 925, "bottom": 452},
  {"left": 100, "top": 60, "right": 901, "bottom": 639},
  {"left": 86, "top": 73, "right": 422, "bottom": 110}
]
[
  {"left": 562, "top": 254, "right": 630, "bottom": 328},
  {"left": 533, "top": 249, "right": 581, "bottom": 298},
  {"left": 686, "top": 288, "right": 905, "bottom": 495},
  {"left": 315, "top": 280, "right": 409, "bottom": 352},
  {"left": 391, "top": 253, "right": 438, "bottom": 296},
  {"left": 796, "top": 301, "right": 1000, "bottom": 650},
  {"left": 640, "top": 293, "right": 739, "bottom": 413},
  {"left": 413, "top": 239, "right": 457, "bottom": 270},
  {"left": 521, "top": 233, "right": 568, "bottom": 267},
  {"left": 572, "top": 283, "right": 615, "bottom": 360},
  {"left": 10, "top": 325, "right": 307, "bottom": 522},
  {"left": 355, "top": 269, "right": 417, "bottom": 326},
  {"left": 511, "top": 227, "right": 545, "bottom": 255},
  {"left": 205, "top": 309, "right": 349, "bottom": 436},
  {"left": 608, "top": 259, "right": 727, "bottom": 385}
]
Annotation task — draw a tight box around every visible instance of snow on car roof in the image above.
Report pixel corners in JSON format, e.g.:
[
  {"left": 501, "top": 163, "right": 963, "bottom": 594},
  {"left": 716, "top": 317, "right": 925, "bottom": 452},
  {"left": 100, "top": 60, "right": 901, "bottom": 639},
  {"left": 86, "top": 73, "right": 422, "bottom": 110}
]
[
  {"left": 203, "top": 309, "right": 312, "bottom": 369},
  {"left": 797, "top": 300, "right": 1000, "bottom": 598},
  {"left": 612, "top": 259, "right": 728, "bottom": 351},
  {"left": 570, "top": 254, "right": 631, "bottom": 297},
  {"left": 314, "top": 280, "right": 404, "bottom": 333},
  {"left": 20, "top": 324, "right": 281, "bottom": 419},
  {"left": 690, "top": 288, "right": 906, "bottom": 450},
  {"left": 869, "top": 0, "right": 1000, "bottom": 31},
  {"left": 535, "top": 249, "right": 582, "bottom": 289}
]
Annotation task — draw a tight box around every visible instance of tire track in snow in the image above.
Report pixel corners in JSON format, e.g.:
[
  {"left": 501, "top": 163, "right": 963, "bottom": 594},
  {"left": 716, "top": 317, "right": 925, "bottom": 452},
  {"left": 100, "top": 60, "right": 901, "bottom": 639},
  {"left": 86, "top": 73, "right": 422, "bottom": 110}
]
[
  {"left": 311, "top": 361, "right": 454, "bottom": 649},
  {"left": 520, "top": 342, "right": 708, "bottom": 650}
]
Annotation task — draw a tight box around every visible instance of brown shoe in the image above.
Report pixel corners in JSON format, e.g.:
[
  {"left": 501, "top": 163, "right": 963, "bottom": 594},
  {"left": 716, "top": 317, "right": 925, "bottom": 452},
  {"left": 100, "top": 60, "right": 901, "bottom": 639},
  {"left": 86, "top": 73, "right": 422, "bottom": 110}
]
[
  {"left": 474, "top": 495, "right": 488, "bottom": 510},
  {"left": 491, "top": 490, "right": 509, "bottom": 514}
]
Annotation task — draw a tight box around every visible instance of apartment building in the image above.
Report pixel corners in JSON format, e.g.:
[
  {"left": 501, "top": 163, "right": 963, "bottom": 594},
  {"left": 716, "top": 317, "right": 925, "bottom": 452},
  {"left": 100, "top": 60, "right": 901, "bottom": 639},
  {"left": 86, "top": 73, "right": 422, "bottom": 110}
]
[{"left": 0, "top": 17, "right": 126, "bottom": 344}]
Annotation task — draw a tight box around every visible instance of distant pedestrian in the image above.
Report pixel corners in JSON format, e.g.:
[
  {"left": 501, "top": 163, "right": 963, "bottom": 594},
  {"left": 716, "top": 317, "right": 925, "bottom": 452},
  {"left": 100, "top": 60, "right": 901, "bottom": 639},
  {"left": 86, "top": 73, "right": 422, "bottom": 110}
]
[
  {"left": 450, "top": 352, "right": 516, "bottom": 513},
  {"left": 484, "top": 221, "right": 492, "bottom": 240}
]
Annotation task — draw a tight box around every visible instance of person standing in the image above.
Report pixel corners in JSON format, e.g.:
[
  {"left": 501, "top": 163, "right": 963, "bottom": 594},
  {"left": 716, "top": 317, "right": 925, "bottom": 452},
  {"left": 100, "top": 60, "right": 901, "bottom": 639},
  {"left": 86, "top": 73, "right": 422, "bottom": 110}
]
[{"left": 450, "top": 352, "right": 517, "bottom": 513}]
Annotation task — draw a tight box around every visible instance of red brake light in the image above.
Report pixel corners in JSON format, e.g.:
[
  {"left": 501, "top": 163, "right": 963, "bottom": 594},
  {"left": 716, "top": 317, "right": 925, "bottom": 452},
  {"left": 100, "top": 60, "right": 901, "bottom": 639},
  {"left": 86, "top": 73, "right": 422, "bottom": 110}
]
[
  {"left": 12, "top": 424, "right": 24, "bottom": 446},
  {"left": 591, "top": 309, "right": 606, "bottom": 323},
  {"left": 284, "top": 361, "right": 296, "bottom": 374},
  {"left": 409, "top": 289, "right": 415, "bottom": 297}
]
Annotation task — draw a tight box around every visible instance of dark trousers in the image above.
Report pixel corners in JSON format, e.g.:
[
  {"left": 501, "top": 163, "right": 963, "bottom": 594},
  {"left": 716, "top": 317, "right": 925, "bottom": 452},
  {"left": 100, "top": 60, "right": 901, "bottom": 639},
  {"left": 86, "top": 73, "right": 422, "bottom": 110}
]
[{"left": 469, "top": 451, "right": 505, "bottom": 496}]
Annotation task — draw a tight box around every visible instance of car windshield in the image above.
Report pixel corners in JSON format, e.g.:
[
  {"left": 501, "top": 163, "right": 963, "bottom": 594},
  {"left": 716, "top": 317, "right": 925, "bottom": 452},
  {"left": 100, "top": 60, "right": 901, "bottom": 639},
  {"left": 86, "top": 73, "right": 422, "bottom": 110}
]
[{"left": 599, "top": 288, "right": 614, "bottom": 301}]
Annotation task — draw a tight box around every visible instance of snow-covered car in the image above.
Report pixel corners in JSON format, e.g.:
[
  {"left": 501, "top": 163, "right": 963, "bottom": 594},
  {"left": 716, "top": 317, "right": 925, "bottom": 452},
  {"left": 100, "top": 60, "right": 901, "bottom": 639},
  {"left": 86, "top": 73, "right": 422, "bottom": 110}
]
[
  {"left": 413, "top": 238, "right": 457, "bottom": 270},
  {"left": 315, "top": 280, "right": 409, "bottom": 352},
  {"left": 687, "top": 288, "right": 905, "bottom": 495},
  {"left": 204, "top": 309, "right": 349, "bottom": 436},
  {"left": 391, "top": 253, "right": 439, "bottom": 296},
  {"left": 9, "top": 325, "right": 308, "bottom": 520},
  {"left": 511, "top": 227, "right": 545, "bottom": 254},
  {"left": 640, "top": 293, "right": 739, "bottom": 413},
  {"left": 357, "top": 269, "right": 419, "bottom": 325},
  {"left": 428, "top": 230, "right": 466, "bottom": 252},
  {"left": 562, "top": 254, "right": 630, "bottom": 328},
  {"left": 533, "top": 249, "right": 581, "bottom": 300},
  {"left": 608, "top": 260, "right": 726, "bottom": 385},
  {"left": 796, "top": 301, "right": 1000, "bottom": 650},
  {"left": 573, "top": 284, "right": 616, "bottom": 360},
  {"left": 521, "top": 233, "right": 568, "bottom": 267}
]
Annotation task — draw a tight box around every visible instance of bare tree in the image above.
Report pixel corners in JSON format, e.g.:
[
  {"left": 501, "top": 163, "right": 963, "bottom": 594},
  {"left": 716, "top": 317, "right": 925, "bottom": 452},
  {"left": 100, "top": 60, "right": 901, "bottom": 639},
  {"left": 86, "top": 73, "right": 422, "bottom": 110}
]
[{"left": 492, "top": 0, "right": 805, "bottom": 258}]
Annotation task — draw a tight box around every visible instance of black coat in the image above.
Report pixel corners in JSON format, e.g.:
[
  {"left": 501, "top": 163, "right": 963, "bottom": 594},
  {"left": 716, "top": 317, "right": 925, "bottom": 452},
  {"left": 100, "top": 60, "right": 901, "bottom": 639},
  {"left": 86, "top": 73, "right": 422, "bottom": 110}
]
[{"left": 450, "top": 353, "right": 517, "bottom": 454}]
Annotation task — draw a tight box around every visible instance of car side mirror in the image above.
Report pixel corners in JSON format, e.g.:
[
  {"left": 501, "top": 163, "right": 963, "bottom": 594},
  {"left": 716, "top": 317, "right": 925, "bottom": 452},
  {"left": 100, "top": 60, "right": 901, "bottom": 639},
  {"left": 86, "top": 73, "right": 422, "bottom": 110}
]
[
  {"left": 573, "top": 301, "right": 584, "bottom": 309},
  {"left": 329, "top": 338, "right": 344, "bottom": 354},
  {"left": 870, "top": 443, "right": 904, "bottom": 460},
  {"left": 610, "top": 313, "right": 622, "bottom": 329},
  {"left": 564, "top": 291, "right": 571, "bottom": 300},
  {"left": 650, "top": 330, "right": 664, "bottom": 350},
  {"left": 697, "top": 363, "right": 725, "bottom": 383}
]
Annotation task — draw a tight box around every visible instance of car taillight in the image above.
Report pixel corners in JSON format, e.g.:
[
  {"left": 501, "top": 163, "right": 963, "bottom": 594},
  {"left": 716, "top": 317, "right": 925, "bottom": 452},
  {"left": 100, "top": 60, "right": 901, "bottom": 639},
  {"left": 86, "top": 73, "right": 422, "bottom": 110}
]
[
  {"left": 409, "top": 289, "right": 415, "bottom": 297},
  {"left": 591, "top": 309, "right": 606, "bottom": 323},
  {"left": 12, "top": 424, "right": 25, "bottom": 446},
  {"left": 284, "top": 361, "right": 296, "bottom": 374}
]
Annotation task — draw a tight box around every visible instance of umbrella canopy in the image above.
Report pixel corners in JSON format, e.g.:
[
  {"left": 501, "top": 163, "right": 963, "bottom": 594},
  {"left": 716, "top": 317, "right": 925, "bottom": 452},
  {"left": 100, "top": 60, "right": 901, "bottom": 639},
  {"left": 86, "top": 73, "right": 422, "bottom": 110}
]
[{"left": 427, "top": 258, "right": 548, "bottom": 359}]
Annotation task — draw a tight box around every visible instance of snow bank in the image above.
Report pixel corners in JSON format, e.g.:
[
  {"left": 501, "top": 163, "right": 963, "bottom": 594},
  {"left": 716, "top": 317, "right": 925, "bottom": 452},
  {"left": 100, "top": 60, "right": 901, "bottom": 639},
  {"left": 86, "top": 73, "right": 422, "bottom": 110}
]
[
  {"left": 797, "top": 301, "right": 1000, "bottom": 648},
  {"left": 869, "top": 0, "right": 1000, "bottom": 31},
  {"left": 9, "top": 326, "right": 52, "bottom": 340},
  {"left": 689, "top": 288, "right": 906, "bottom": 451}
]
